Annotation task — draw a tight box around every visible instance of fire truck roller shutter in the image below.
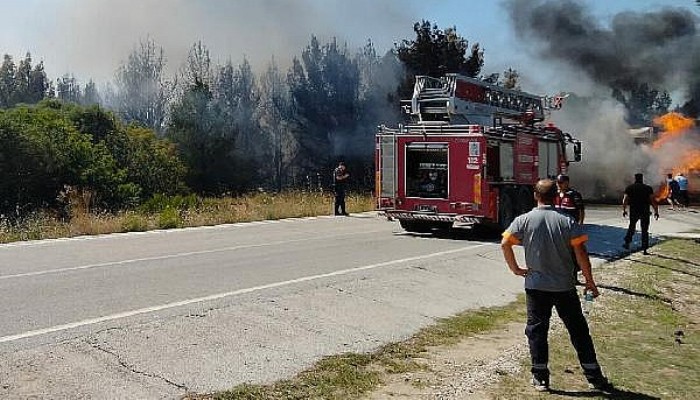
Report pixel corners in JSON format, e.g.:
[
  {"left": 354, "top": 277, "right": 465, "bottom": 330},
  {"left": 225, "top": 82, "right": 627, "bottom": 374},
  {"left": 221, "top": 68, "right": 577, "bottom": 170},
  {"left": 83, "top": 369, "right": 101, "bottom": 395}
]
[
  {"left": 498, "top": 186, "right": 517, "bottom": 230},
  {"left": 517, "top": 185, "right": 535, "bottom": 215}
]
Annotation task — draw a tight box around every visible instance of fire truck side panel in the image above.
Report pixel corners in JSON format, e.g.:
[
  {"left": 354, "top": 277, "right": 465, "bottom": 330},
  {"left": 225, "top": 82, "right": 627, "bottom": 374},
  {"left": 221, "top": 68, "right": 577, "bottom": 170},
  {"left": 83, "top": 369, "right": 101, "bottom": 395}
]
[
  {"left": 375, "top": 135, "right": 397, "bottom": 209},
  {"left": 514, "top": 133, "right": 538, "bottom": 185},
  {"left": 538, "top": 140, "right": 562, "bottom": 179},
  {"left": 447, "top": 137, "right": 487, "bottom": 213}
]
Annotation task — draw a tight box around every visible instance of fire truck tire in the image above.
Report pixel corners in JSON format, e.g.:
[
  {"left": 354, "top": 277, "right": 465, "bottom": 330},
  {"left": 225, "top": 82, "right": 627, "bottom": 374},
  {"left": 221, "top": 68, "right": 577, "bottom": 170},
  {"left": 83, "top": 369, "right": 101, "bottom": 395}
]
[{"left": 499, "top": 190, "right": 516, "bottom": 230}]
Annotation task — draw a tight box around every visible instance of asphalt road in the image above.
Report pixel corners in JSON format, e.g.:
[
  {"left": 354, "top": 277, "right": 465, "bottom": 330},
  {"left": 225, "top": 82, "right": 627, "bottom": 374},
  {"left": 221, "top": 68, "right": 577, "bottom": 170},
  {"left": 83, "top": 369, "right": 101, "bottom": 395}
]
[{"left": 0, "top": 206, "right": 698, "bottom": 399}]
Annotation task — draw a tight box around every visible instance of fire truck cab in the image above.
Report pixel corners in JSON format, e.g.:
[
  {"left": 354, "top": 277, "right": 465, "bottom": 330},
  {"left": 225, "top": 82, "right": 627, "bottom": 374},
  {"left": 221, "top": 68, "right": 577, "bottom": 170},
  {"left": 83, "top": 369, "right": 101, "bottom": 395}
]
[{"left": 375, "top": 74, "right": 581, "bottom": 233}]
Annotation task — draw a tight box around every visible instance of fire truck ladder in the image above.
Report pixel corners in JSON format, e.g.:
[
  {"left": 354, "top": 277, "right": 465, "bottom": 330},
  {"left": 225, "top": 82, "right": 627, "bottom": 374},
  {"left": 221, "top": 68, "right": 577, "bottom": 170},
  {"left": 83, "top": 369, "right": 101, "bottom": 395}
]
[{"left": 409, "top": 74, "right": 546, "bottom": 125}]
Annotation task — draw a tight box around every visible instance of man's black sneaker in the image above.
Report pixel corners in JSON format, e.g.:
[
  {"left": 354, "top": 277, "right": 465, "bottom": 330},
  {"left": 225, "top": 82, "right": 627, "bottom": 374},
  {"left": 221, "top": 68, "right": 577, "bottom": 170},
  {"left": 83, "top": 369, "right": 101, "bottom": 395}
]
[
  {"left": 588, "top": 377, "right": 614, "bottom": 393},
  {"left": 531, "top": 376, "right": 550, "bottom": 392}
]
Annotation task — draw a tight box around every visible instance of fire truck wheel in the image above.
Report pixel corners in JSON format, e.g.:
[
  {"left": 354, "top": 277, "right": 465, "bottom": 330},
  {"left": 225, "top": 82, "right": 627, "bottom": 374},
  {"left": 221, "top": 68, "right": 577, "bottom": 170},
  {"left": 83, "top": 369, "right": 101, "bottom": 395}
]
[{"left": 499, "top": 190, "right": 516, "bottom": 230}]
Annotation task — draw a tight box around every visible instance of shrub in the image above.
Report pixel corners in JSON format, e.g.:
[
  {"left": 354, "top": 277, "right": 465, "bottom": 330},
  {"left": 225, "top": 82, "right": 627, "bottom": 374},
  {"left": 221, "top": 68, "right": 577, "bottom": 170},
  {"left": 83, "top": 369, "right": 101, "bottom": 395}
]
[
  {"left": 121, "top": 213, "right": 149, "bottom": 232},
  {"left": 140, "top": 193, "right": 200, "bottom": 214},
  {"left": 157, "top": 207, "right": 182, "bottom": 229}
]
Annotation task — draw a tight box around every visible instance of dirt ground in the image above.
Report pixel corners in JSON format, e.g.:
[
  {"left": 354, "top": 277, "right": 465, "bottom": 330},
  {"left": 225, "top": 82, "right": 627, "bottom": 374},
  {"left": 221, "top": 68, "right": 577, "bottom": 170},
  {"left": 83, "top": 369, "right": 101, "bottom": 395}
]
[{"left": 366, "top": 322, "right": 527, "bottom": 400}]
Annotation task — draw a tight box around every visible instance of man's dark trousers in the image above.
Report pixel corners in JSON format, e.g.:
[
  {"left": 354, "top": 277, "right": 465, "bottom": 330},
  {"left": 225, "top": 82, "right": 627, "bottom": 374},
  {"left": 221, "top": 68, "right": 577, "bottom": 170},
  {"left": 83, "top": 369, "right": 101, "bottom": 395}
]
[
  {"left": 624, "top": 211, "right": 650, "bottom": 250},
  {"left": 525, "top": 289, "right": 603, "bottom": 380},
  {"left": 334, "top": 188, "right": 346, "bottom": 215}
]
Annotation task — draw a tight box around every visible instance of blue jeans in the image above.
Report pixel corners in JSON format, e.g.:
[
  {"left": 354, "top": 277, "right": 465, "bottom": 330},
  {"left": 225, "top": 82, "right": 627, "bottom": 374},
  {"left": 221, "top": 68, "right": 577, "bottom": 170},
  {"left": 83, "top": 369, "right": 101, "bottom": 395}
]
[{"left": 525, "top": 289, "right": 603, "bottom": 381}]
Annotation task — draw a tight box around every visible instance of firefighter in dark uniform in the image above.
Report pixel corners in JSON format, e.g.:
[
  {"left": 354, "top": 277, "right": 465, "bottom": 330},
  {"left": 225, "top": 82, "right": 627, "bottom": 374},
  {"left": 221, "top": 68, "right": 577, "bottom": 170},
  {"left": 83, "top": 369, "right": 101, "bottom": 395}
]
[
  {"left": 554, "top": 174, "right": 585, "bottom": 224},
  {"left": 622, "top": 173, "right": 659, "bottom": 255},
  {"left": 554, "top": 174, "right": 585, "bottom": 283},
  {"left": 333, "top": 161, "right": 350, "bottom": 216}
]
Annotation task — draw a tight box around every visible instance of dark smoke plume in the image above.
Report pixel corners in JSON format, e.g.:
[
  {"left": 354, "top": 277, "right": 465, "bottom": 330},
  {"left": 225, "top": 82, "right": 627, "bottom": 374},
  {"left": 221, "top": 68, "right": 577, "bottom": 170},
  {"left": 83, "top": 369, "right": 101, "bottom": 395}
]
[
  {"left": 506, "top": 0, "right": 700, "bottom": 110},
  {"left": 505, "top": 0, "right": 700, "bottom": 197}
]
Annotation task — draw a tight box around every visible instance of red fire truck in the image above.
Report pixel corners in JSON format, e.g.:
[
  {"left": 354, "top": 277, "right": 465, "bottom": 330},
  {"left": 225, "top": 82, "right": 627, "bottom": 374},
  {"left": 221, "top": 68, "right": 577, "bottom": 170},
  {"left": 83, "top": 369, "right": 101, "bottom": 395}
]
[{"left": 375, "top": 73, "right": 581, "bottom": 233}]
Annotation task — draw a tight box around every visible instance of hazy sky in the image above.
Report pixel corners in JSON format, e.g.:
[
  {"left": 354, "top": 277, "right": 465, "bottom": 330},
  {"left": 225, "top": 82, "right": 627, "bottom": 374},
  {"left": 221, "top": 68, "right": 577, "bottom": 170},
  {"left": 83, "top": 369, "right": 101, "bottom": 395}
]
[{"left": 0, "top": 0, "right": 695, "bottom": 93}]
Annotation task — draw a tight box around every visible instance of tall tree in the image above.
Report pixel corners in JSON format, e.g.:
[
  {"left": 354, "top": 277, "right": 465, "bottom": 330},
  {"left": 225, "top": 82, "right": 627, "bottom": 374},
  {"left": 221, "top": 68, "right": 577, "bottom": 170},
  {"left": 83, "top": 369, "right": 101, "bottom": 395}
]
[
  {"left": 56, "top": 74, "right": 81, "bottom": 103},
  {"left": 287, "top": 36, "right": 361, "bottom": 172},
  {"left": 82, "top": 80, "right": 101, "bottom": 105},
  {"left": 0, "top": 55, "right": 17, "bottom": 108},
  {"left": 168, "top": 80, "right": 241, "bottom": 193},
  {"left": 395, "top": 21, "right": 484, "bottom": 99},
  {"left": 115, "top": 37, "right": 172, "bottom": 133},
  {"left": 259, "top": 57, "right": 296, "bottom": 190},
  {"left": 612, "top": 83, "right": 672, "bottom": 126},
  {"left": 214, "top": 58, "right": 259, "bottom": 160},
  {"left": 180, "top": 41, "right": 213, "bottom": 90}
]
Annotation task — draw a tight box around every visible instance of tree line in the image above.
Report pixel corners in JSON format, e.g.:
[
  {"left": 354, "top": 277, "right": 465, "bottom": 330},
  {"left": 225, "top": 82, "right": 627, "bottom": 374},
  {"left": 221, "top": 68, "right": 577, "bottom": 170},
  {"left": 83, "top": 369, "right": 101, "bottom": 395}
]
[{"left": 0, "top": 21, "right": 491, "bottom": 218}]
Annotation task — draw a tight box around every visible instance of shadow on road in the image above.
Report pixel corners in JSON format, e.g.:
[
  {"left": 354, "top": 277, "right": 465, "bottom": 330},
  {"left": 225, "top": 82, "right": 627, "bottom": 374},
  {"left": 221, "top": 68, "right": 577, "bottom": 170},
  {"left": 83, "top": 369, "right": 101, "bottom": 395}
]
[
  {"left": 594, "top": 282, "right": 673, "bottom": 305},
  {"left": 394, "top": 226, "right": 503, "bottom": 243},
  {"left": 548, "top": 388, "right": 660, "bottom": 399},
  {"left": 394, "top": 223, "right": 674, "bottom": 261},
  {"left": 625, "top": 257, "right": 700, "bottom": 279},
  {"left": 652, "top": 253, "right": 700, "bottom": 268}
]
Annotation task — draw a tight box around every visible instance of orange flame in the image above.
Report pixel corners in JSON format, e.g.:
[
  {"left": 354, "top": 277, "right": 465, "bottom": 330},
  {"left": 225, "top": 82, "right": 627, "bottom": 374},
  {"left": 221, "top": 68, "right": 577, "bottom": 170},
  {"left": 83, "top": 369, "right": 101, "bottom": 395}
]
[
  {"left": 652, "top": 112, "right": 695, "bottom": 149},
  {"left": 651, "top": 112, "right": 698, "bottom": 201}
]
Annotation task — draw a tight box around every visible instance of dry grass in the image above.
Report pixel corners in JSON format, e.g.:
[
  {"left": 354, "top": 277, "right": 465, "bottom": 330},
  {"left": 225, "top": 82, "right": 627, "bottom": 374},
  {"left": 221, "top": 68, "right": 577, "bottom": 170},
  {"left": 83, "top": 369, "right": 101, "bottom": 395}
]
[{"left": 0, "top": 191, "right": 375, "bottom": 244}]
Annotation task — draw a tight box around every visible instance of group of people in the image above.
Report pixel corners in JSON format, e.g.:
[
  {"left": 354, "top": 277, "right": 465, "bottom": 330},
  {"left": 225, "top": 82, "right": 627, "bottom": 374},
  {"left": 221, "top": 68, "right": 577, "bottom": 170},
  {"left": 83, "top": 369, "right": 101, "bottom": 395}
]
[
  {"left": 500, "top": 171, "right": 676, "bottom": 393},
  {"left": 665, "top": 173, "right": 690, "bottom": 210}
]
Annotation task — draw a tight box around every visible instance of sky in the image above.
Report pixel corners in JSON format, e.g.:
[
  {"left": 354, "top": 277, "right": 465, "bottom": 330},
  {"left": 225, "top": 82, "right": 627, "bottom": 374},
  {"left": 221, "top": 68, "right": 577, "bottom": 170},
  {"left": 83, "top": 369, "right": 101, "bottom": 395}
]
[{"left": 0, "top": 0, "right": 695, "bottom": 94}]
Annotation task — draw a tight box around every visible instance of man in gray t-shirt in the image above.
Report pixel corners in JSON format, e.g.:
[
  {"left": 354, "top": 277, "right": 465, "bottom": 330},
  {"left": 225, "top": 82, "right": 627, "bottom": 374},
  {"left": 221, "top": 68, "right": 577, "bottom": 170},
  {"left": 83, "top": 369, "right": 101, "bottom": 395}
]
[{"left": 501, "top": 179, "right": 612, "bottom": 393}]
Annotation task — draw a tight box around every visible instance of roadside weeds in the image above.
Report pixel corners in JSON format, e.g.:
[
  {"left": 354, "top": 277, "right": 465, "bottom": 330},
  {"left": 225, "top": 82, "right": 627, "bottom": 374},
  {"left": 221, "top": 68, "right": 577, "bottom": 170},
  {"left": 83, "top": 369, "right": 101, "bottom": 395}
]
[{"left": 186, "top": 238, "right": 700, "bottom": 400}]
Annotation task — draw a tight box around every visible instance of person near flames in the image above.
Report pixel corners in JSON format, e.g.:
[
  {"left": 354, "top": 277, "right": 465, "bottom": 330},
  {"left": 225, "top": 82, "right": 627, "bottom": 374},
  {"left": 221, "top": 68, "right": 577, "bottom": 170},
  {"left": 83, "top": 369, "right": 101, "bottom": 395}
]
[
  {"left": 333, "top": 161, "right": 350, "bottom": 216},
  {"left": 666, "top": 173, "right": 681, "bottom": 210},
  {"left": 675, "top": 173, "right": 689, "bottom": 208},
  {"left": 554, "top": 174, "right": 585, "bottom": 224},
  {"left": 622, "top": 173, "right": 659, "bottom": 255},
  {"left": 501, "top": 179, "right": 612, "bottom": 393}
]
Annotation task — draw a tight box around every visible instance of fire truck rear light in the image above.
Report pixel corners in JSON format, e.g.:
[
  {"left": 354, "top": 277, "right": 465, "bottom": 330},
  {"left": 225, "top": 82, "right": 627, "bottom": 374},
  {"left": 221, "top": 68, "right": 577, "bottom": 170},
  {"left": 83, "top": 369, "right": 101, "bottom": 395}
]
[
  {"left": 379, "top": 198, "right": 395, "bottom": 208},
  {"left": 450, "top": 202, "right": 474, "bottom": 210}
]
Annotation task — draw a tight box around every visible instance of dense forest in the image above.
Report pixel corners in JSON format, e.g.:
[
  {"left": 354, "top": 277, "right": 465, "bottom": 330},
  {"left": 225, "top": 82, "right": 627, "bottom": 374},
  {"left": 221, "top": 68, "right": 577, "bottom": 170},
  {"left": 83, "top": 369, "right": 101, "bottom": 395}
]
[{"left": 0, "top": 21, "right": 485, "bottom": 218}]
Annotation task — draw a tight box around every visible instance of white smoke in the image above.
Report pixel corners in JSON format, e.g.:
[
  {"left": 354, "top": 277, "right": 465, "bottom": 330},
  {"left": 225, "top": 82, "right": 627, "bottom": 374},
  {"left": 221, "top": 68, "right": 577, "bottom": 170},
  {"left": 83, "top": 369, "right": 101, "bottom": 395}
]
[
  {"left": 550, "top": 96, "right": 652, "bottom": 200},
  {"left": 1, "top": 0, "right": 418, "bottom": 83}
]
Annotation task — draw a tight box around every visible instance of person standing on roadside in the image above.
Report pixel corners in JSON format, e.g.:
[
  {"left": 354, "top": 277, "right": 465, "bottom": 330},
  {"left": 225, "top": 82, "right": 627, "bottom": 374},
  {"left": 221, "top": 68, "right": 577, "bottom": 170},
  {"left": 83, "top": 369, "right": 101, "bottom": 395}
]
[
  {"left": 333, "top": 161, "right": 350, "bottom": 216},
  {"left": 622, "top": 173, "right": 659, "bottom": 255},
  {"left": 501, "top": 179, "right": 612, "bottom": 393},
  {"left": 675, "top": 173, "right": 689, "bottom": 208},
  {"left": 554, "top": 174, "right": 586, "bottom": 283},
  {"left": 554, "top": 174, "right": 585, "bottom": 224}
]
